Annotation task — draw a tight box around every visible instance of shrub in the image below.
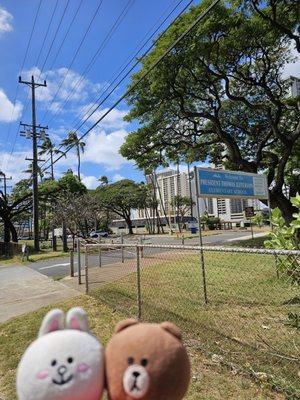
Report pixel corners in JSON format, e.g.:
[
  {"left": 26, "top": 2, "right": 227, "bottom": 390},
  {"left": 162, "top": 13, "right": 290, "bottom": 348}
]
[{"left": 264, "top": 193, "right": 300, "bottom": 284}]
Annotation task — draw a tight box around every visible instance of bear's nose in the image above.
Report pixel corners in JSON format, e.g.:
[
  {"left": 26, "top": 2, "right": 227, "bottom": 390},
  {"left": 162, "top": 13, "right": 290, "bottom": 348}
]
[
  {"left": 133, "top": 371, "right": 140, "bottom": 378},
  {"left": 58, "top": 365, "right": 67, "bottom": 375}
]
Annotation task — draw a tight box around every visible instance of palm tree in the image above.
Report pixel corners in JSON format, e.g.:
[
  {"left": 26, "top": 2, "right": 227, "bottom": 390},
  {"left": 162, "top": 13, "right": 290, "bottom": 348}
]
[
  {"left": 23, "top": 162, "right": 47, "bottom": 183},
  {"left": 60, "top": 132, "right": 85, "bottom": 181},
  {"left": 39, "top": 137, "right": 65, "bottom": 180}
]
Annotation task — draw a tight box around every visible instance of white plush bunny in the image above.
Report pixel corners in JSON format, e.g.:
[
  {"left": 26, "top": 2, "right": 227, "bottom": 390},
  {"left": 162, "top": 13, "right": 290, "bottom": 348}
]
[{"left": 16, "top": 307, "right": 104, "bottom": 400}]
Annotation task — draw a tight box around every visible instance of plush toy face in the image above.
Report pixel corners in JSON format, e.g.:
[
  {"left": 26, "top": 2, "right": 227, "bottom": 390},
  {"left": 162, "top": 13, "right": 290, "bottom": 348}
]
[
  {"left": 105, "top": 320, "right": 190, "bottom": 400},
  {"left": 16, "top": 308, "right": 104, "bottom": 400}
]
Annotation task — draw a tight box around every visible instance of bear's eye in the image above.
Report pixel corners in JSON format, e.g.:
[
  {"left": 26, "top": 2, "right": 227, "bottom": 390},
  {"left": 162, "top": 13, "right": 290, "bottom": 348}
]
[
  {"left": 141, "top": 358, "right": 148, "bottom": 367},
  {"left": 67, "top": 357, "right": 73, "bottom": 364},
  {"left": 128, "top": 357, "right": 134, "bottom": 365},
  {"left": 51, "top": 359, "right": 57, "bottom": 367}
]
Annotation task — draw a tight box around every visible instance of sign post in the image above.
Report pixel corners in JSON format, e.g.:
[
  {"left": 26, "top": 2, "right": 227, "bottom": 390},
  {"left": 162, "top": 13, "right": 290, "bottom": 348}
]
[
  {"left": 244, "top": 206, "right": 255, "bottom": 239},
  {"left": 194, "top": 167, "right": 269, "bottom": 301},
  {"left": 193, "top": 167, "right": 208, "bottom": 304}
]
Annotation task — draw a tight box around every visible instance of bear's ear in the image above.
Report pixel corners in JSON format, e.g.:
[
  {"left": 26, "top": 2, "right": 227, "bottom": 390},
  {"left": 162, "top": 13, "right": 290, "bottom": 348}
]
[
  {"left": 160, "top": 322, "right": 182, "bottom": 341},
  {"left": 66, "top": 307, "right": 90, "bottom": 332},
  {"left": 115, "top": 319, "right": 139, "bottom": 333},
  {"left": 38, "top": 309, "right": 64, "bottom": 337}
]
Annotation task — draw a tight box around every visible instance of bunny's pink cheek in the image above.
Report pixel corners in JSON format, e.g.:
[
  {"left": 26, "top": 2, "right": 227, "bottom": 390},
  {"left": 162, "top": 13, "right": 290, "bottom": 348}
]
[
  {"left": 36, "top": 370, "right": 49, "bottom": 380},
  {"left": 76, "top": 363, "right": 90, "bottom": 373}
]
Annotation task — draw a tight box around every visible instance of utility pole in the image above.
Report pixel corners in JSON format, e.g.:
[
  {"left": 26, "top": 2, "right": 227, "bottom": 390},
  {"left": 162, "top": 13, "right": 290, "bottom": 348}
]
[
  {"left": 19, "top": 75, "right": 47, "bottom": 251},
  {"left": 0, "top": 171, "right": 12, "bottom": 197}
]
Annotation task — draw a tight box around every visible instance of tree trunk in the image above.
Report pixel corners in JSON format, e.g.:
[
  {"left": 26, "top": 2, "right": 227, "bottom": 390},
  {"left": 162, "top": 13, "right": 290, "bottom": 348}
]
[
  {"left": 9, "top": 221, "right": 18, "bottom": 243},
  {"left": 125, "top": 216, "right": 134, "bottom": 235},
  {"left": 270, "top": 191, "right": 297, "bottom": 225},
  {"left": 3, "top": 218, "right": 10, "bottom": 243},
  {"left": 77, "top": 147, "right": 81, "bottom": 181}
]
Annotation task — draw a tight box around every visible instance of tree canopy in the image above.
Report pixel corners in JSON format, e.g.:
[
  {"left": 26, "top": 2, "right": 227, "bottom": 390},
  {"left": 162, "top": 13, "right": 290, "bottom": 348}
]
[
  {"left": 95, "top": 179, "right": 147, "bottom": 234},
  {"left": 121, "top": 0, "right": 300, "bottom": 223}
]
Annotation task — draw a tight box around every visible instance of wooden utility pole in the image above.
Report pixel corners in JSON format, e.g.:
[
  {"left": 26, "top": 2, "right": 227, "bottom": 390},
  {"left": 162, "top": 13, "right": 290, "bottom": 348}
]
[{"left": 19, "top": 75, "right": 47, "bottom": 251}]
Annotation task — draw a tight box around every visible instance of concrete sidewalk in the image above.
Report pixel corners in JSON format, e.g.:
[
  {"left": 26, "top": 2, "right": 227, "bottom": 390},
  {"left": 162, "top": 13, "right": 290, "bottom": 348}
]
[{"left": 0, "top": 265, "right": 79, "bottom": 323}]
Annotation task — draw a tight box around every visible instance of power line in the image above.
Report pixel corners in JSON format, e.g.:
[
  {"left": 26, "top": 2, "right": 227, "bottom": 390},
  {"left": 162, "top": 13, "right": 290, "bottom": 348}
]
[
  {"left": 40, "top": 0, "right": 71, "bottom": 74},
  {"left": 40, "top": 0, "right": 105, "bottom": 123},
  {"left": 19, "top": 0, "right": 60, "bottom": 127},
  {"left": 65, "top": 0, "right": 191, "bottom": 138},
  {"left": 42, "top": 0, "right": 221, "bottom": 174},
  {"left": 41, "top": 0, "right": 192, "bottom": 164},
  {"left": 18, "top": 0, "right": 81, "bottom": 170},
  {"left": 35, "top": 0, "right": 59, "bottom": 69},
  {"left": 46, "top": 0, "right": 84, "bottom": 73},
  {"left": 2, "top": 0, "right": 43, "bottom": 170},
  {"left": 44, "top": 0, "right": 135, "bottom": 127}
]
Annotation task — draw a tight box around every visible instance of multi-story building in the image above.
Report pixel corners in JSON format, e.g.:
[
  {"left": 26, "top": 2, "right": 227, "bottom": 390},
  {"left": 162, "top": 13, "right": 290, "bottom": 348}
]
[
  {"left": 140, "top": 167, "right": 260, "bottom": 223},
  {"left": 110, "top": 166, "right": 262, "bottom": 233},
  {"left": 201, "top": 165, "right": 260, "bottom": 223},
  {"left": 286, "top": 76, "right": 300, "bottom": 98}
]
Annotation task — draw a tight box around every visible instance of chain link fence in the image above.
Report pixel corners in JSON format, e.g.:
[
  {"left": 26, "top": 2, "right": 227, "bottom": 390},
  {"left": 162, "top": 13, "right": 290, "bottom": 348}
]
[{"left": 83, "top": 243, "right": 299, "bottom": 398}]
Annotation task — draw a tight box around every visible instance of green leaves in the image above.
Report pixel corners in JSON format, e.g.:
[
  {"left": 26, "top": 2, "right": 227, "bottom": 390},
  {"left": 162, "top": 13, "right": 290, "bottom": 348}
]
[{"left": 264, "top": 194, "right": 300, "bottom": 284}]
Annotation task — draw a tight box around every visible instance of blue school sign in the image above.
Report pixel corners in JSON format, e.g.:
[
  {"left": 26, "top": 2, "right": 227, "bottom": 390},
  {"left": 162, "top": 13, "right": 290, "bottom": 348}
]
[{"left": 196, "top": 168, "right": 269, "bottom": 199}]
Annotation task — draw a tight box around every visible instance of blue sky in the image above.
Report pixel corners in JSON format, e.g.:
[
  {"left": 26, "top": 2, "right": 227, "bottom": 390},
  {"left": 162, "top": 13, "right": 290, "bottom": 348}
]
[
  {"left": 0, "top": 0, "right": 299, "bottom": 190},
  {"left": 0, "top": 0, "right": 198, "bottom": 189}
]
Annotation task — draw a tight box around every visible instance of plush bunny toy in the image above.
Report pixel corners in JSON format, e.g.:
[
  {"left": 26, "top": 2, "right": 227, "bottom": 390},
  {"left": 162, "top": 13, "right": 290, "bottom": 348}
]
[{"left": 16, "top": 307, "right": 105, "bottom": 400}]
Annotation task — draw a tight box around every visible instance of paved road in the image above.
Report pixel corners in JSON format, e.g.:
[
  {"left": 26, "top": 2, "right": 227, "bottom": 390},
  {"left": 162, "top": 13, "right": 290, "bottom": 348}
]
[{"left": 27, "top": 231, "right": 266, "bottom": 278}]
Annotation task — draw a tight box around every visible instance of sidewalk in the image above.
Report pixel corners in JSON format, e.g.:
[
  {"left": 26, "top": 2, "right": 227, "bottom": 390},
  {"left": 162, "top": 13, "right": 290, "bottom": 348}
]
[{"left": 0, "top": 265, "right": 79, "bottom": 323}]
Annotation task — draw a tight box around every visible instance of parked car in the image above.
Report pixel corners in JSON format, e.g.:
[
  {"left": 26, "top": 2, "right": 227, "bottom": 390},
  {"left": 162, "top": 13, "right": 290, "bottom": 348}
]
[{"left": 90, "top": 231, "right": 109, "bottom": 239}]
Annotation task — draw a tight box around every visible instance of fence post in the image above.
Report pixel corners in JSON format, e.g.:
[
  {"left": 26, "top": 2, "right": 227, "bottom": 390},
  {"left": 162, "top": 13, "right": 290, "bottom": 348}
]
[
  {"left": 274, "top": 253, "right": 279, "bottom": 278},
  {"left": 121, "top": 233, "right": 124, "bottom": 263},
  {"left": 140, "top": 236, "right": 144, "bottom": 258},
  {"left": 194, "top": 166, "right": 208, "bottom": 304},
  {"left": 98, "top": 245, "right": 102, "bottom": 268},
  {"left": 136, "top": 246, "right": 142, "bottom": 320},
  {"left": 85, "top": 262, "right": 89, "bottom": 294},
  {"left": 77, "top": 240, "right": 82, "bottom": 285},
  {"left": 70, "top": 250, "right": 74, "bottom": 277}
]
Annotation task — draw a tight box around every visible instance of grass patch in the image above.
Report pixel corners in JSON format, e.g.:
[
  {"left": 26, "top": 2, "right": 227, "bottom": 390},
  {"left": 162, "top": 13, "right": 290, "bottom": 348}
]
[
  {"left": 91, "top": 251, "right": 300, "bottom": 399},
  {"left": 0, "top": 294, "right": 288, "bottom": 400},
  {"left": 0, "top": 250, "right": 69, "bottom": 265},
  {"left": 227, "top": 235, "right": 270, "bottom": 248}
]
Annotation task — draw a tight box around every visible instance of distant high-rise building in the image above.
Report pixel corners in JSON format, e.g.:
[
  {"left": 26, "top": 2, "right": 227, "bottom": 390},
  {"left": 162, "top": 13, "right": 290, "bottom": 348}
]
[{"left": 286, "top": 76, "right": 300, "bottom": 98}]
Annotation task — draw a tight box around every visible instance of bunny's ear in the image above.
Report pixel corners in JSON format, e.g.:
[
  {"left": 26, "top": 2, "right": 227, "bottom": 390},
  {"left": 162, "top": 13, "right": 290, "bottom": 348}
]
[
  {"left": 38, "top": 309, "right": 64, "bottom": 337},
  {"left": 66, "top": 307, "right": 90, "bottom": 332}
]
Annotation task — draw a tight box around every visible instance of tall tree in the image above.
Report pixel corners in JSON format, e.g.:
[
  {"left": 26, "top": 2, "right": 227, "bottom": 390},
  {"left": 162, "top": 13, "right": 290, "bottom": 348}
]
[
  {"left": 61, "top": 132, "right": 85, "bottom": 181},
  {"left": 39, "top": 137, "right": 65, "bottom": 180},
  {"left": 96, "top": 179, "right": 147, "bottom": 234},
  {"left": 121, "top": 0, "right": 300, "bottom": 224},
  {"left": 98, "top": 175, "right": 109, "bottom": 185}
]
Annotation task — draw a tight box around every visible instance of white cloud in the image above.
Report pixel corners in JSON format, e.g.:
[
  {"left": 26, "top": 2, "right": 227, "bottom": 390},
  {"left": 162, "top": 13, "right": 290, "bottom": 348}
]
[
  {"left": 282, "top": 44, "right": 300, "bottom": 78},
  {"left": 81, "top": 175, "right": 99, "bottom": 189},
  {"left": 0, "top": 7, "right": 13, "bottom": 35},
  {"left": 112, "top": 173, "right": 125, "bottom": 182},
  {"left": 21, "top": 67, "right": 104, "bottom": 108},
  {"left": 0, "top": 88, "right": 23, "bottom": 122},
  {"left": 80, "top": 105, "right": 128, "bottom": 130},
  {"left": 82, "top": 128, "right": 130, "bottom": 170},
  {"left": 0, "top": 151, "right": 30, "bottom": 184}
]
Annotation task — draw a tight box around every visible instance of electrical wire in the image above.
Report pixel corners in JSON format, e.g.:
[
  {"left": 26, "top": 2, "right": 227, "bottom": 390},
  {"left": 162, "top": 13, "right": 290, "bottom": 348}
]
[
  {"left": 2, "top": 0, "right": 43, "bottom": 171},
  {"left": 65, "top": 0, "right": 190, "bottom": 139},
  {"left": 40, "top": 0, "right": 105, "bottom": 122},
  {"left": 41, "top": 0, "right": 221, "bottom": 174},
  {"left": 44, "top": 0, "right": 135, "bottom": 127},
  {"left": 39, "top": 0, "right": 71, "bottom": 74},
  {"left": 46, "top": 0, "right": 84, "bottom": 73}
]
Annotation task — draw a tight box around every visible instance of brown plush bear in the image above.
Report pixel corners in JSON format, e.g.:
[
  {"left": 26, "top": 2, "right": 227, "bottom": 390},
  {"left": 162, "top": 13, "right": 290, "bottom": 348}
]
[{"left": 105, "top": 319, "right": 190, "bottom": 400}]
